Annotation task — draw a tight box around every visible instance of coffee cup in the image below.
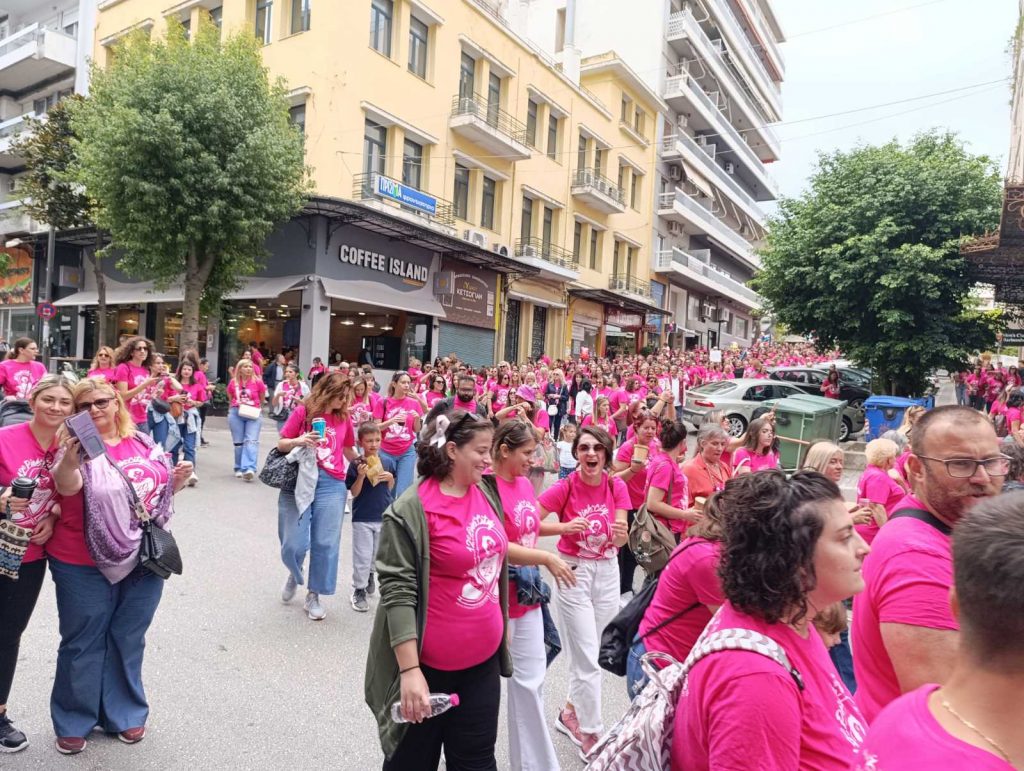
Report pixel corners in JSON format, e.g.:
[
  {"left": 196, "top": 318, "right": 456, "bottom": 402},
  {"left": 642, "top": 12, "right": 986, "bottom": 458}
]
[
  {"left": 10, "top": 476, "right": 37, "bottom": 499},
  {"left": 632, "top": 444, "right": 649, "bottom": 464}
]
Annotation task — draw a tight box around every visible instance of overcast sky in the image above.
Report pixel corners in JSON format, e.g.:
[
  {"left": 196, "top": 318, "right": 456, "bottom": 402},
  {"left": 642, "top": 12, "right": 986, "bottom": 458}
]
[{"left": 770, "top": 0, "right": 1018, "bottom": 200}]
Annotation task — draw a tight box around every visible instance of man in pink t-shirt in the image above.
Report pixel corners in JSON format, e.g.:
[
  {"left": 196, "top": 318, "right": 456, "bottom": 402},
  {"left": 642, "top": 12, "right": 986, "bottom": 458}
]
[
  {"left": 852, "top": 407, "right": 1004, "bottom": 722},
  {"left": 854, "top": 493, "right": 1023, "bottom": 771}
]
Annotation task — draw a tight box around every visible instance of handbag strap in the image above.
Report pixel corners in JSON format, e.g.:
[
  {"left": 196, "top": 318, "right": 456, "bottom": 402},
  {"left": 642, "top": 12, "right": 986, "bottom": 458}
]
[
  {"left": 105, "top": 452, "right": 152, "bottom": 524},
  {"left": 890, "top": 507, "right": 952, "bottom": 536},
  {"left": 637, "top": 541, "right": 701, "bottom": 641}
]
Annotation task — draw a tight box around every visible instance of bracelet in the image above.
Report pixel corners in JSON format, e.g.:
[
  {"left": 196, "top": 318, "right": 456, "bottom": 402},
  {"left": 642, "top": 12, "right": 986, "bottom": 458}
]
[{"left": 399, "top": 664, "right": 420, "bottom": 674}]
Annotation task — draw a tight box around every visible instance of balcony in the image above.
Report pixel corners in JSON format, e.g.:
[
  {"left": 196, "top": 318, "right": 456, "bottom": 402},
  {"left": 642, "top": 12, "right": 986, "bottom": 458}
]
[
  {"left": 0, "top": 112, "right": 38, "bottom": 169},
  {"left": 352, "top": 172, "right": 457, "bottom": 234},
  {"left": 608, "top": 273, "right": 651, "bottom": 300},
  {"left": 571, "top": 168, "right": 626, "bottom": 214},
  {"left": 513, "top": 236, "right": 579, "bottom": 282},
  {"left": 657, "top": 188, "right": 757, "bottom": 269},
  {"left": 0, "top": 24, "right": 77, "bottom": 94},
  {"left": 708, "top": 0, "right": 784, "bottom": 85},
  {"left": 655, "top": 247, "right": 761, "bottom": 310},
  {"left": 449, "top": 93, "right": 531, "bottom": 161},
  {"left": 0, "top": 199, "right": 37, "bottom": 236}
]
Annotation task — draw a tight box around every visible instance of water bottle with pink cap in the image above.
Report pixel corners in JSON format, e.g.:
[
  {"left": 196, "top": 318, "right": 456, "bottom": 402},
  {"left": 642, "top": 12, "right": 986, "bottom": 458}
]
[{"left": 390, "top": 693, "right": 460, "bottom": 723}]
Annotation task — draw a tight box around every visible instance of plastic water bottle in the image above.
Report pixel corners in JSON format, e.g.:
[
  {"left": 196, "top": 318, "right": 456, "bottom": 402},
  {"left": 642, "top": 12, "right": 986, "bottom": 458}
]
[{"left": 390, "top": 693, "right": 460, "bottom": 723}]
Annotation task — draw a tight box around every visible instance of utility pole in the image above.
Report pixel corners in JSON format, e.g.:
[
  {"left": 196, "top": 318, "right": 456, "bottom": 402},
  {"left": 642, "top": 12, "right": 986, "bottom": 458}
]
[{"left": 42, "top": 223, "right": 56, "bottom": 369}]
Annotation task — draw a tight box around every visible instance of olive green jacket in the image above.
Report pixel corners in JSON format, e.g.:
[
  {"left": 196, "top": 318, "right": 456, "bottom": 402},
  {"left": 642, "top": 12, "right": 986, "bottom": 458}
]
[{"left": 364, "top": 479, "right": 513, "bottom": 760}]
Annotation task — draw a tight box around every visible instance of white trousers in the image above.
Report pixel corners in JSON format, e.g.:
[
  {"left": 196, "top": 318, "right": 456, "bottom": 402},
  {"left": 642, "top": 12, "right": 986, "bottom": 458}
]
[
  {"left": 508, "top": 608, "right": 560, "bottom": 771},
  {"left": 554, "top": 555, "right": 619, "bottom": 735}
]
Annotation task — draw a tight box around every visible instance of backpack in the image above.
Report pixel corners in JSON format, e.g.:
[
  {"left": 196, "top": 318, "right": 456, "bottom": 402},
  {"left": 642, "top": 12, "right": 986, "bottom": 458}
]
[
  {"left": 586, "top": 626, "right": 805, "bottom": 770},
  {"left": 629, "top": 461, "right": 678, "bottom": 576},
  {"left": 0, "top": 399, "right": 32, "bottom": 428}
]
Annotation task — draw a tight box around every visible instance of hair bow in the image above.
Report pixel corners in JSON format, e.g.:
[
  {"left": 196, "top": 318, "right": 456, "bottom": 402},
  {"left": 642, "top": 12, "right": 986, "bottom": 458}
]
[{"left": 431, "top": 414, "right": 451, "bottom": 448}]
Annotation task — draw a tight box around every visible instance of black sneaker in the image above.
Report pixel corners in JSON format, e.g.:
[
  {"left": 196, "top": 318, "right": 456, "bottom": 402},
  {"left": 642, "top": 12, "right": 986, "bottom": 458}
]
[
  {"left": 366, "top": 572, "right": 376, "bottom": 596},
  {"left": 0, "top": 711, "right": 28, "bottom": 753},
  {"left": 351, "top": 589, "right": 369, "bottom": 612}
]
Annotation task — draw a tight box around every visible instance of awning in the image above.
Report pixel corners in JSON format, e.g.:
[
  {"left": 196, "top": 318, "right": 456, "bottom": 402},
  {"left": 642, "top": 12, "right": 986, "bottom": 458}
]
[
  {"left": 683, "top": 161, "right": 715, "bottom": 200},
  {"left": 224, "top": 275, "right": 307, "bottom": 300},
  {"left": 53, "top": 275, "right": 308, "bottom": 307},
  {"left": 320, "top": 277, "right": 447, "bottom": 319},
  {"left": 568, "top": 287, "right": 670, "bottom": 316}
]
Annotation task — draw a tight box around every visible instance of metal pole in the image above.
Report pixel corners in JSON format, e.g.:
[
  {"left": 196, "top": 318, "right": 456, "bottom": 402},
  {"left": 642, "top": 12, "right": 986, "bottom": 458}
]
[{"left": 42, "top": 224, "right": 56, "bottom": 369}]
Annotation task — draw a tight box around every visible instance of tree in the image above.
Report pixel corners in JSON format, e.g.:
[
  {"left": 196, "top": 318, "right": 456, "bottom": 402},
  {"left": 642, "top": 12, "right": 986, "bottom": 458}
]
[
  {"left": 70, "top": 18, "right": 309, "bottom": 353},
  {"left": 15, "top": 96, "right": 110, "bottom": 346},
  {"left": 753, "top": 131, "right": 1003, "bottom": 395}
]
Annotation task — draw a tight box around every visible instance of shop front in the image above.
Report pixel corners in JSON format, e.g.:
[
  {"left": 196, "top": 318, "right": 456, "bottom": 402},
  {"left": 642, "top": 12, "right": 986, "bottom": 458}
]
[
  {"left": 605, "top": 308, "right": 643, "bottom": 356},
  {"left": 569, "top": 300, "right": 603, "bottom": 359},
  {"left": 0, "top": 246, "right": 37, "bottom": 346},
  {"left": 435, "top": 258, "right": 499, "bottom": 366},
  {"left": 504, "top": 278, "right": 568, "bottom": 362}
]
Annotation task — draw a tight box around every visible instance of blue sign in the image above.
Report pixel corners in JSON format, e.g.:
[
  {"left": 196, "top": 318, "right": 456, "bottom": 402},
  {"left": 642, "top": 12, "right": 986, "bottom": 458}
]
[
  {"left": 375, "top": 174, "right": 437, "bottom": 216},
  {"left": 649, "top": 281, "right": 665, "bottom": 333}
]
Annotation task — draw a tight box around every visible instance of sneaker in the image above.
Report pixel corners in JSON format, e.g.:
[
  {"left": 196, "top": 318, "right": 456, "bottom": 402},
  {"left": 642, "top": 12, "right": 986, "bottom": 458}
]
[
  {"left": 200, "top": 440, "right": 210, "bottom": 447},
  {"left": 366, "top": 572, "right": 376, "bottom": 596},
  {"left": 554, "top": 706, "right": 583, "bottom": 748},
  {"left": 579, "top": 732, "right": 600, "bottom": 761},
  {"left": 187, "top": 472, "right": 198, "bottom": 487},
  {"left": 304, "top": 591, "right": 326, "bottom": 621},
  {"left": 243, "top": 470, "right": 255, "bottom": 482},
  {"left": 0, "top": 711, "right": 28, "bottom": 753},
  {"left": 118, "top": 726, "right": 145, "bottom": 744},
  {"left": 351, "top": 589, "right": 369, "bottom": 612},
  {"left": 55, "top": 736, "right": 87, "bottom": 755},
  {"left": 282, "top": 574, "right": 298, "bottom": 603},
  {"left": 234, "top": 471, "right": 243, "bottom": 478}
]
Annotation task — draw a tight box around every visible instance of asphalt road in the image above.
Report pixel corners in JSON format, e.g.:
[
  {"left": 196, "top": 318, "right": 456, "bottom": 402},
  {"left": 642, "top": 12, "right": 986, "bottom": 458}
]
[{"left": 5, "top": 417, "right": 631, "bottom": 771}]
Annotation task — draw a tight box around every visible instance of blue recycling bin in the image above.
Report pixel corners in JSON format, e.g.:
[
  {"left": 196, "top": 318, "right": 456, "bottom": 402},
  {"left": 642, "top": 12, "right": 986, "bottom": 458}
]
[{"left": 863, "top": 396, "right": 932, "bottom": 441}]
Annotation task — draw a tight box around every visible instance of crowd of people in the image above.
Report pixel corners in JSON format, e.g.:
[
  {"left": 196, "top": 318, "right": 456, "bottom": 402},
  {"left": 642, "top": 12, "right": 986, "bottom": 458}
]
[{"left": 2, "top": 335, "right": 1023, "bottom": 770}]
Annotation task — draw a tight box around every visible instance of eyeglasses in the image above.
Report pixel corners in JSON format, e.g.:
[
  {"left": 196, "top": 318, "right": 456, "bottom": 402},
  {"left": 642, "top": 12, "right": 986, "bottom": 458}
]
[
  {"left": 576, "top": 443, "right": 605, "bottom": 453},
  {"left": 916, "top": 454, "right": 1011, "bottom": 478},
  {"left": 78, "top": 397, "right": 113, "bottom": 411},
  {"left": 134, "top": 346, "right": 148, "bottom": 352}
]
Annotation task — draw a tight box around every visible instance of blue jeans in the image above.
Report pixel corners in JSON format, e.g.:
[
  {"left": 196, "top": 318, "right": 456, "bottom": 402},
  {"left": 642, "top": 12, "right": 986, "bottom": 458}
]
[
  {"left": 48, "top": 558, "right": 164, "bottom": 737},
  {"left": 278, "top": 468, "right": 348, "bottom": 595},
  {"left": 626, "top": 636, "right": 648, "bottom": 700},
  {"left": 147, "top": 411, "right": 168, "bottom": 447},
  {"left": 829, "top": 629, "right": 857, "bottom": 694},
  {"left": 380, "top": 445, "right": 416, "bottom": 499},
  {"left": 171, "top": 424, "right": 196, "bottom": 466},
  {"left": 227, "top": 407, "right": 261, "bottom": 473}
]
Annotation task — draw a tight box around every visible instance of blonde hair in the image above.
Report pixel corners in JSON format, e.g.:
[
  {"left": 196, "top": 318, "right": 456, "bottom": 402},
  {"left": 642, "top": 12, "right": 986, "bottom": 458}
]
[
  {"left": 899, "top": 405, "right": 927, "bottom": 436},
  {"left": 558, "top": 423, "right": 576, "bottom": 441},
  {"left": 802, "top": 442, "right": 842, "bottom": 474},
  {"left": 29, "top": 374, "right": 77, "bottom": 404},
  {"left": 865, "top": 437, "right": 900, "bottom": 468},
  {"left": 812, "top": 602, "right": 849, "bottom": 636},
  {"left": 72, "top": 377, "right": 136, "bottom": 439},
  {"left": 89, "top": 346, "right": 115, "bottom": 371},
  {"left": 233, "top": 358, "right": 257, "bottom": 391}
]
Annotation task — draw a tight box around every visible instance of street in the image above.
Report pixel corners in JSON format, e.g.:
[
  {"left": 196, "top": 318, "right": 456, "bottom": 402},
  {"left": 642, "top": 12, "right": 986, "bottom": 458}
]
[{"left": 6, "top": 417, "right": 630, "bottom": 770}]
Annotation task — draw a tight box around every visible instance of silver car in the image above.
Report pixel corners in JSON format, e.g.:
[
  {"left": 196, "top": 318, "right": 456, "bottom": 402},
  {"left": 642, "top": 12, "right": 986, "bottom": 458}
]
[{"left": 682, "top": 379, "right": 806, "bottom": 437}]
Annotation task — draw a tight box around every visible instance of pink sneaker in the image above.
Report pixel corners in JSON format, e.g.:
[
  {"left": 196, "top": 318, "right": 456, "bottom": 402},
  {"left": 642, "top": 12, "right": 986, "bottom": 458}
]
[
  {"left": 579, "top": 731, "right": 600, "bottom": 761},
  {"left": 555, "top": 706, "right": 583, "bottom": 747}
]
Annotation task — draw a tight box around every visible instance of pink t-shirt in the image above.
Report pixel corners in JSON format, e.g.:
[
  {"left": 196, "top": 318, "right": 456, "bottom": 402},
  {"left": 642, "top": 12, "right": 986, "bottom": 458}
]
[
  {"left": 425, "top": 390, "right": 445, "bottom": 408},
  {"left": 645, "top": 452, "right": 690, "bottom": 534},
  {"left": 113, "top": 363, "right": 153, "bottom": 424},
  {"left": 616, "top": 438, "right": 660, "bottom": 509},
  {"left": 376, "top": 396, "right": 423, "bottom": 455},
  {"left": 227, "top": 378, "right": 266, "bottom": 409},
  {"left": 894, "top": 450, "right": 912, "bottom": 484},
  {"left": 496, "top": 474, "right": 542, "bottom": 619},
  {"left": 0, "top": 422, "right": 60, "bottom": 563},
  {"left": 538, "top": 471, "right": 630, "bottom": 559},
  {"left": 275, "top": 381, "right": 305, "bottom": 413},
  {"left": 0, "top": 359, "right": 47, "bottom": 400},
  {"left": 418, "top": 478, "right": 508, "bottom": 671},
  {"left": 854, "top": 684, "right": 1014, "bottom": 770},
  {"left": 281, "top": 405, "right": 355, "bottom": 480},
  {"left": 87, "top": 367, "right": 117, "bottom": 382},
  {"left": 638, "top": 538, "right": 722, "bottom": 658},
  {"left": 672, "top": 603, "right": 866, "bottom": 771},
  {"left": 852, "top": 497, "right": 957, "bottom": 723},
  {"left": 1005, "top": 406, "right": 1022, "bottom": 430},
  {"left": 732, "top": 447, "right": 780, "bottom": 473},
  {"left": 349, "top": 394, "right": 378, "bottom": 431},
  {"left": 180, "top": 381, "right": 206, "bottom": 406},
  {"left": 855, "top": 465, "right": 905, "bottom": 544},
  {"left": 580, "top": 413, "right": 618, "bottom": 439}
]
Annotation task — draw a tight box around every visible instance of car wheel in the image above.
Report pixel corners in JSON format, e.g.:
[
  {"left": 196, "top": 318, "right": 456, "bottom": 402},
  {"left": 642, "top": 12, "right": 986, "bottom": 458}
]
[
  {"left": 839, "top": 417, "right": 851, "bottom": 443},
  {"left": 849, "top": 398, "right": 865, "bottom": 414},
  {"left": 726, "top": 414, "right": 747, "bottom": 437}
]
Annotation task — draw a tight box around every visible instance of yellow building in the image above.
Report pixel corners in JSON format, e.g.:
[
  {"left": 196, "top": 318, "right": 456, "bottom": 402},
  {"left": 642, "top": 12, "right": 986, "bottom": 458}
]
[{"left": 87, "top": 0, "right": 664, "bottom": 368}]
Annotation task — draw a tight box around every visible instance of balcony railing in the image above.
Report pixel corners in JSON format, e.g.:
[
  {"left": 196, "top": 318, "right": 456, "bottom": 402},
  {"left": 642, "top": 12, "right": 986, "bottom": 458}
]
[
  {"left": 352, "top": 172, "right": 455, "bottom": 226},
  {"left": 657, "top": 188, "right": 756, "bottom": 266},
  {"left": 450, "top": 93, "right": 530, "bottom": 147},
  {"left": 514, "top": 236, "right": 579, "bottom": 271},
  {"left": 0, "top": 112, "right": 35, "bottom": 142},
  {"left": 609, "top": 273, "right": 651, "bottom": 299},
  {"left": 708, "top": 0, "right": 784, "bottom": 83},
  {"left": 662, "top": 133, "right": 767, "bottom": 223},
  {"left": 656, "top": 248, "right": 761, "bottom": 306},
  {"left": 571, "top": 168, "right": 625, "bottom": 204}
]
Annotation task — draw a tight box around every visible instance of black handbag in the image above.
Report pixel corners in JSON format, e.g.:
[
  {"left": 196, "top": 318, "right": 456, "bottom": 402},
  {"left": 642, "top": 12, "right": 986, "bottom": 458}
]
[
  {"left": 150, "top": 398, "right": 171, "bottom": 414},
  {"left": 259, "top": 447, "right": 298, "bottom": 492},
  {"left": 110, "top": 456, "right": 182, "bottom": 579}
]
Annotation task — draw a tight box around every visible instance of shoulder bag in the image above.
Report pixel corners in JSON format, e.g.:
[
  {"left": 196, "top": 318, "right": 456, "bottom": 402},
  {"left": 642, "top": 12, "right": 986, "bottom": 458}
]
[
  {"left": 109, "top": 459, "right": 182, "bottom": 579},
  {"left": 0, "top": 496, "right": 31, "bottom": 580},
  {"left": 259, "top": 447, "right": 299, "bottom": 492},
  {"left": 629, "top": 462, "right": 679, "bottom": 576}
]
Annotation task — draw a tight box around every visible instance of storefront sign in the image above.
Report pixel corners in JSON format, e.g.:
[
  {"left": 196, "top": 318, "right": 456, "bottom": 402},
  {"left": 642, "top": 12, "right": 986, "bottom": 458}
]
[
  {"left": 434, "top": 260, "right": 497, "bottom": 329},
  {"left": 649, "top": 281, "right": 666, "bottom": 334},
  {"left": 606, "top": 309, "right": 643, "bottom": 328},
  {"left": 375, "top": 174, "right": 438, "bottom": 216},
  {"left": 0, "top": 248, "right": 34, "bottom": 306},
  {"left": 338, "top": 244, "right": 430, "bottom": 285},
  {"left": 572, "top": 302, "right": 603, "bottom": 328},
  {"left": 1001, "top": 328, "right": 1024, "bottom": 346}
]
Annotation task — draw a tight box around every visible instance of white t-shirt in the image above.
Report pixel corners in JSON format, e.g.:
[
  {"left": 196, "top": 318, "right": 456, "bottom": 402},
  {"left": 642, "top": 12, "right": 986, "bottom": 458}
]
[
  {"left": 575, "top": 390, "right": 594, "bottom": 421},
  {"left": 556, "top": 440, "right": 577, "bottom": 468}
]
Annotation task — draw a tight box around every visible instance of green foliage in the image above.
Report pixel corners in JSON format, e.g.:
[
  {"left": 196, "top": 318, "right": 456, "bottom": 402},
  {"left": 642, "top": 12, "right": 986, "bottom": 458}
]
[
  {"left": 70, "top": 18, "right": 309, "bottom": 351},
  {"left": 753, "top": 131, "right": 1003, "bottom": 395}
]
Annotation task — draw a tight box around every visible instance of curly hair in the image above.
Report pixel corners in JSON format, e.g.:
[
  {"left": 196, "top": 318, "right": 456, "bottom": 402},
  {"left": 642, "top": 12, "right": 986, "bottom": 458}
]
[
  {"left": 717, "top": 469, "right": 841, "bottom": 624},
  {"left": 415, "top": 407, "right": 494, "bottom": 480}
]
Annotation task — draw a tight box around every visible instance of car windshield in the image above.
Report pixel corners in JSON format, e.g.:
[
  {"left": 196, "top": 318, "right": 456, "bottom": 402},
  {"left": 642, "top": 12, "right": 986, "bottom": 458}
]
[{"left": 693, "top": 381, "right": 735, "bottom": 395}]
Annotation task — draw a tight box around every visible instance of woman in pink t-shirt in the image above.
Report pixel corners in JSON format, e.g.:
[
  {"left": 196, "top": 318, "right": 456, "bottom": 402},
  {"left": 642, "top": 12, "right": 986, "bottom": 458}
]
[
  {"left": 86, "top": 346, "right": 117, "bottom": 382},
  {"left": 225, "top": 358, "right": 267, "bottom": 480},
  {"left": 111, "top": 336, "right": 159, "bottom": 430},
  {"left": 671, "top": 470, "right": 870, "bottom": 771},
  {"left": 0, "top": 374, "right": 74, "bottom": 752},
  {"left": 276, "top": 373, "right": 357, "bottom": 621},
  {"left": 854, "top": 438, "right": 904, "bottom": 544},
  {"left": 613, "top": 411, "right": 661, "bottom": 597},
  {"left": 372, "top": 408, "right": 508, "bottom": 769},
  {"left": 644, "top": 420, "right": 701, "bottom": 538},
  {"left": 347, "top": 376, "right": 378, "bottom": 434},
  {"left": 0, "top": 337, "right": 47, "bottom": 400},
  {"left": 821, "top": 369, "right": 842, "bottom": 400},
  {"left": 375, "top": 372, "right": 423, "bottom": 498},
  {"left": 538, "top": 426, "right": 630, "bottom": 758},
  {"left": 580, "top": 395, "right": 618, "bottom": 441},
  {"left": 487, "top": 421, "right": 575, "bottom": 771},
  {"left": 732, "top": 417, "right": 781, "bottom": 475}
]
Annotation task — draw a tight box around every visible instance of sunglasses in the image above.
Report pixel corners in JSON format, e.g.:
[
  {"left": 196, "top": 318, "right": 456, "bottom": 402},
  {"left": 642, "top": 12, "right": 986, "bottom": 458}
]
[
  {"left": 576, "top": 443, "right": 605, "bottom": 453},
  {"left": 134, "top": 346, "right": 148, "bottom": 352},
  {"left": 78, "top": 397, "right": 113, "bottom": 411}
]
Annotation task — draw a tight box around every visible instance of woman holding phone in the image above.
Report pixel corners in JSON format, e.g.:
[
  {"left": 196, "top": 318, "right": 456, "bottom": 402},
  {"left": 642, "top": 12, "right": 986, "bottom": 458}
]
[
  {"left": 612, "top": 410, "right": 660, "bottom": 599},
  {"left": 375, "top": 372, "right": 423, "bottom": 498},
  {"left": 0, "top": 374, "right": 75, "bottom": 753},
  {"left": 111, "top": 336, "right": 158, "bottom": 433}
]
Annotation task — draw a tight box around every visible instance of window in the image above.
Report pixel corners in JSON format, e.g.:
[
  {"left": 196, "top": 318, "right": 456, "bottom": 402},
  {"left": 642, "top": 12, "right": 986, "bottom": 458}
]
[
  {"left": 630, "top": 173, "right": 640, "bottom": 209},
  {"left": 487, "top": 73, "right": 501, "bottom": 126},
  {"left": 255, "top": 0, "right": 272, "bottom": 44},
  {"left": 542, "top": 207, "right": 554, "bottom": 249},
  {"left": 573, "top": 221, "right": 582, "bottom": 260},
  {"left": 481, "top": 176, "right": 496, "bottom": 230},
  {"left": 520, "top": 196, "right": 533, "bottom": 242},
  {"left": 589, "top": 230, "right": 599, "bottom": 270},
  {"left": 363, "top": 119, "right": 386, "bottom": 176},
  {"left": 634, "top": 106, "right": 645, "bottom": 137},
  {"left": 526, "top": 99, "right": 538, "bottom": 148},
  {"left": 546, "top": 115, "right": 558, "bottom": 160},
  {"left": 620, "top": 95, "right": 631, "bottom": 122},
  {"left": 209, "top": 5, "right": 223, "bottom": 27},
  {"left": 555, "top": 8, "right": 566, "bottom": 52},
  {"left": 628, "top": 246, "right": 638, "bottom": 275},
  {"left": 64, "top": 22, "right": 79, "bottom": 37},
  {"left": 289, "top": 104, "right": 306, "bottom": 138},
  {"left": 408, "top": 16, "right": 428, "bottom": 78},
  {"left": 291, "top": 0, "right": 311, "bottom": 34},
  {"left": 459, "top": 52, "right": 475, "bottom": 99},
  {"left": 180, "top": 17, "right": 191, "bottom": 39},
  {"left": 577, "top": 133, "right": 586, "bottom": 170},
  {"left": 613, "top": 240, "right": 624, "bottom": 275},
  {"left": 402, "top": 139, "right": 423, "bottom": 189},
  {"left": 370, "top": 0, "right": 393, "bottom": 56},
  {"left": 594, "top": 147, "right": 603, "bottom": 173},
  {"left": 453, "top": 164, "right": 470, "bottom": 220},
  {"left": 617, "top": 163, "right": 626, "bottom": 192}
]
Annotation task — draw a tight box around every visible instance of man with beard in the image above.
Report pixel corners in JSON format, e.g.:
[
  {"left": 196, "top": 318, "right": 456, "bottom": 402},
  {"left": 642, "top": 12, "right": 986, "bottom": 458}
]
[{"left": 852, "top": 406, "right": 1006, "bottom": 722}]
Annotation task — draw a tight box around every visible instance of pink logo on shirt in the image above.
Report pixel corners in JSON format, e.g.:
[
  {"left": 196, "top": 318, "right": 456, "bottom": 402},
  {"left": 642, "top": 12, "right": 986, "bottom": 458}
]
[
  {"left": 458, "top": 514, "right": 504, "bottom": 609},
  {"left": 510, "top": 499, "right": 539, "bottom": 549},
  {"left": 10, "top": 370, "right": 34, "bottom": 399},
  {"left": 831, "top": 673, "right": 867, "bottom": 748},
  {"left": 13, "top": 457, "right": 56, "bottom": 523},
  {"left": 575, "top": 503, "right": 613, "bottom": 558},
  {"left": 117, "top": 455, "right": 165, "bottom": 511}
]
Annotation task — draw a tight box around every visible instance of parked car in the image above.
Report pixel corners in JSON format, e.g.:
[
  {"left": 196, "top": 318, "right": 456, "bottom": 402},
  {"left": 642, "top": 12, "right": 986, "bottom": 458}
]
[
  {"left": 769, "top": 367, "right": 872, "bottom": 411},
  {"left": 682, "top": 379, "right": 806, "bottom": 437}
]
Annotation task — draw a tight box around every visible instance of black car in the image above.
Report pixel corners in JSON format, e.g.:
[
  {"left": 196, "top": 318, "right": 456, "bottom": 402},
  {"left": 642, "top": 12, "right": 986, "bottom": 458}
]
[{"left": 769, "top": 367, "right": 871, "bottom": 410}]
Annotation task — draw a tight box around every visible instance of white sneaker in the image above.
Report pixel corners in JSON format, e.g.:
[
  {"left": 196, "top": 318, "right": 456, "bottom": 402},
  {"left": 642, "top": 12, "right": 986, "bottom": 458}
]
[
  {"left": 243, "top": 470, "right": 255, "bottom": 482},
  {"left": 304, "top": 591, "right": 326, "bottom": 621},
  {"left": 234, "top": 471, "right": 243, "bottom": 479},
  {"left": 187, "top": 472, "right": 198, "bottom": 487},
  {"left": 282, "top": 574, "right": 298, "bottom": 603}
]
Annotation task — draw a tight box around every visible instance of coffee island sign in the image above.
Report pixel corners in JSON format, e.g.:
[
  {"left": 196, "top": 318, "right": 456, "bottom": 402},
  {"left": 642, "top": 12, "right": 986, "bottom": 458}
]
[{"left": 338, "top": 244, "right": 430, "bottom": 286}]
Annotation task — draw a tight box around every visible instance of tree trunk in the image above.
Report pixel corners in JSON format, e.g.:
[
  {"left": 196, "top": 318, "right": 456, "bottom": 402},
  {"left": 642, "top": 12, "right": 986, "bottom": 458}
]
[
  {"left": 93, "top": 231, "right": 107, "bottom": 350},
  {"left": 181, "top": 245, "right": 214, "bottom": 356}
]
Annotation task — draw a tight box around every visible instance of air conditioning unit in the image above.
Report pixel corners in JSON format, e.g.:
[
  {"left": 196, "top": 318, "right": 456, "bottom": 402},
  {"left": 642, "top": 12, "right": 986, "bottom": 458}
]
[
  {"left": 724, "top": 162, "right": 736, "bottom": 175},
  {"left": 668, "top": 165, "right": 682, "bottom": 181},
  {"left": 700, "top": 302, "right": 713, "bottom": 320},
  {"left": 676, "top": 114, "right": 689, "bottom": 130},
  {"left": 667, "top": 221, "right": 684, "bottom": 236},
  {"left": 7, "top": 178, "right": 20, "bottom": 193},
  {"left": 463, "top": 228, "right": 487, "bottom": 248},
  {"left": 696, "top": 134, "right": 709, "bottom": 146},
  {"left": 493, "top": 243, "right": 510, "bottom": 257},
  {"left": 711, "top": 39, "right": 725, "bottom": 52},
  {"left": 521, "top": 243, "right": 539, "bottom": 257},
  {"left": 710, "top": 308, "right": 725, "bottom": 323}
]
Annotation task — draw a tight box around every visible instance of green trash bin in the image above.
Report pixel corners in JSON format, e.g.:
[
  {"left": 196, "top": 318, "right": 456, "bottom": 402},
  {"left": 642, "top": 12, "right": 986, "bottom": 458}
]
[{"left": 767, "top": 394, "right": 847, "bottom": 471}]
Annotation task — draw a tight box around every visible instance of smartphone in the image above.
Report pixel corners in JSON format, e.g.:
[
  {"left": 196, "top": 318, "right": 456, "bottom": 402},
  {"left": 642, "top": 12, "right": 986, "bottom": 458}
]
[{"left": 66, "top": 411, "right": 108, "bottom": 461}]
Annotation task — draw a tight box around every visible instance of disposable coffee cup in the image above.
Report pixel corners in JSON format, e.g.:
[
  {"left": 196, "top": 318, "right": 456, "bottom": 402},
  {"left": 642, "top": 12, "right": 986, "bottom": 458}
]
[
  {"left": 632, "top": 444, "right": 649, "bottom": 464},
  {"left": 10, "top": 476, "right": 37, "bottom": 499},
  {"left": 694, "top": 496, "right": 706, "bottom": 512},
  {"left": 311, "top": 418, "right": 326, "bottom": 439}
]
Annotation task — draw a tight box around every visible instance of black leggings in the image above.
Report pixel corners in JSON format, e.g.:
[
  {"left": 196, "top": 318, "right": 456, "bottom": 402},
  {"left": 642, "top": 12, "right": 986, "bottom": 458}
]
[
  {"left": 384, "top": 653, "right": 500, "bottom": 771},
  {"left": 0, "top": 559, "right": 46, "bottom": 704},
  {"left": 618, "top": 509, "right": 639, "bottom": 594}
]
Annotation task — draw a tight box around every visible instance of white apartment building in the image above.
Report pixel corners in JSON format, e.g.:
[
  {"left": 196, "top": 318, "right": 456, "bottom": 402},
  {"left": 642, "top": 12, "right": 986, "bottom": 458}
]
[{"left": 512, "top": 0, "right": 784, "bottom": 349}]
